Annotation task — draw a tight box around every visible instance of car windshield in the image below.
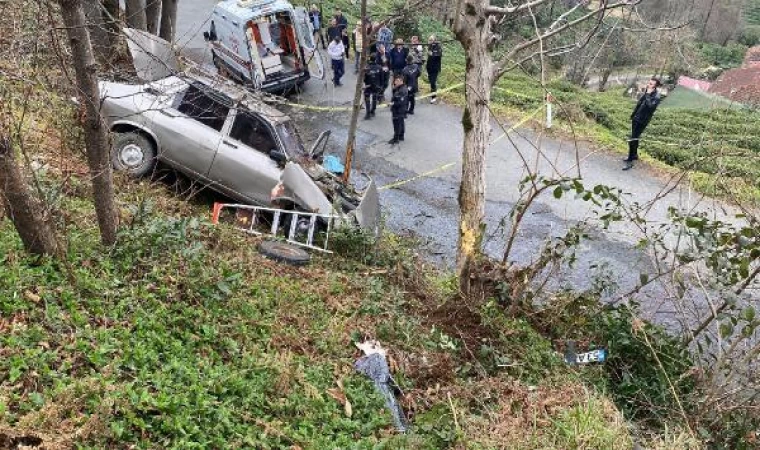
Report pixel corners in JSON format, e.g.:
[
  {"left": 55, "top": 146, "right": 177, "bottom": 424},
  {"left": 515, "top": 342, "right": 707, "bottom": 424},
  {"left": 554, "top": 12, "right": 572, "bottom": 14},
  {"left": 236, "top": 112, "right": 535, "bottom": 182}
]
[{"left": 277, "top": 122, "right": 307, "bottom": 158}]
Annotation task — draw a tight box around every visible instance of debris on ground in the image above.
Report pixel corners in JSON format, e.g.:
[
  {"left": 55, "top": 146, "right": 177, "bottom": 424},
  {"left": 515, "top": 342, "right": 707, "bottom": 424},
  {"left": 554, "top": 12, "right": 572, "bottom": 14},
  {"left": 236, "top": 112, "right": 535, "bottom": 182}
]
[
  {"left": 564, "top": 340, "right": 607, "bottom": 365},
  {"left": 353, "top": 341, "right": 407, "bottom": 432}
]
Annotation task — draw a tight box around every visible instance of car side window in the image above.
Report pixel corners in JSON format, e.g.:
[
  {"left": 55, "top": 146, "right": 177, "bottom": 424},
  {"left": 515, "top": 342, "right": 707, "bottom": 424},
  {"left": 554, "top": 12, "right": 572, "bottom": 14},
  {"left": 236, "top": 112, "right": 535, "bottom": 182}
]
[
  {"left": 176, "top": 85, "right": 230, "bottom": 132},
  {"left": 229, "top": 112, "right": 278, "bottom": 154}
]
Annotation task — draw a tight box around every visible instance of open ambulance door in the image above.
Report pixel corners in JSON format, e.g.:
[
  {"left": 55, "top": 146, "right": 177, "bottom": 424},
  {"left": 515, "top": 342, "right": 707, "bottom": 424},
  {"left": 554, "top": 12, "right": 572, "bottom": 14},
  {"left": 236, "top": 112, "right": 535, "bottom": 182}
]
[{"left": 293, "top": 7, "right": 325, "bottom": 80}]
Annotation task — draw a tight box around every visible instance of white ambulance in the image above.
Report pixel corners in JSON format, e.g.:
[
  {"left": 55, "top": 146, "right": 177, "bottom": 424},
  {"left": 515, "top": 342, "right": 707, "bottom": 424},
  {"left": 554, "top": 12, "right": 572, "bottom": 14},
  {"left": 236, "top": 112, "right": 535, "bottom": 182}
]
[{"left": 204, "top": 0, "right": 325, "bottom": 93}]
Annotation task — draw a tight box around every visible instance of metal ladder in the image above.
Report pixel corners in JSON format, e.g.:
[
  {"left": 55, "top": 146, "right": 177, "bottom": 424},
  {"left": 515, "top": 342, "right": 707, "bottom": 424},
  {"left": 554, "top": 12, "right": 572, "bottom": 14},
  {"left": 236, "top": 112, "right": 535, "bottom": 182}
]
[{"left": 212, "top": 202, "right": 339, "bottom": 253}]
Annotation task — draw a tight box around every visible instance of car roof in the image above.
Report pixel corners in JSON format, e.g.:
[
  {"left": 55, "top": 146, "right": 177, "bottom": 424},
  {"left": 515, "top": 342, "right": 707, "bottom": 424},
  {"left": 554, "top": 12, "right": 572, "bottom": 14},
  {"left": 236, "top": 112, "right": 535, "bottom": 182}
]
[
  {"left": 182, "top": 66, "right": 292, "bottom": 125},
  {"left": 214, "top": 0, "right": 293, "bottom": 21}
]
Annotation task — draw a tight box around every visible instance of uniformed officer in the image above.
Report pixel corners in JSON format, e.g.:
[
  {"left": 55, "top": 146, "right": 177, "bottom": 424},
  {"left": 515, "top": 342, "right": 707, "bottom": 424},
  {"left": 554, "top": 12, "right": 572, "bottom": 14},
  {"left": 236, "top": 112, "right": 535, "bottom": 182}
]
[
  {"left": 364, "top": 53, "right": 382, "bottom": 120},
  {"left": 388, "top": 75, "right": 408, "bottom": 145},
  {"left": 402, "top": 54, "right": 421, "bottom": 115}
]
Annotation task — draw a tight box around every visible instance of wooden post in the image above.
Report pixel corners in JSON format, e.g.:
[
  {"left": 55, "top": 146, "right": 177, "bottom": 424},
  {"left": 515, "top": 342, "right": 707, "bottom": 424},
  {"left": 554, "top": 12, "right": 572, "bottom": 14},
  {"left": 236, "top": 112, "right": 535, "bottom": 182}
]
[{"left": 342, "top": 0, "right": 368, "bottom": 184}]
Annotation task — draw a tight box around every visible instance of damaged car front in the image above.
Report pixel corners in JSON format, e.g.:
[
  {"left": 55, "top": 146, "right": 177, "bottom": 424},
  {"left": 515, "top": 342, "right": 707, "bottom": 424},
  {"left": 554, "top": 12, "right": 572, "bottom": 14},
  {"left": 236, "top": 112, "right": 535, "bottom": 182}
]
[{"left": 100, "top": 27, "right": 380, "bottom": 233}]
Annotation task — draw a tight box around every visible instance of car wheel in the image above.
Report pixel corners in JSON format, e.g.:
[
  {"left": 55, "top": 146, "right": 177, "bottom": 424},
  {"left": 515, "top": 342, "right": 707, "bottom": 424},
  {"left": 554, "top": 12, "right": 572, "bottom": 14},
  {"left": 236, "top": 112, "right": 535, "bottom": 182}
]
[
  {"left": 112, "top": 131, "right": 157, "bottom": 178},
  {"left": 258, "top": 240, "right": 311, "bottom": 266}
]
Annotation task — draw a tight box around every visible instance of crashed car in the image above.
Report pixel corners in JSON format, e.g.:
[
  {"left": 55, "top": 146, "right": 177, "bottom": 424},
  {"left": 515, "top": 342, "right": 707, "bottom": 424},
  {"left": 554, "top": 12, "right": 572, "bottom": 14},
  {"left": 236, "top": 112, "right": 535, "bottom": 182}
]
[{"left": 99, "top": 28, "right": 378, "bottom": 231}]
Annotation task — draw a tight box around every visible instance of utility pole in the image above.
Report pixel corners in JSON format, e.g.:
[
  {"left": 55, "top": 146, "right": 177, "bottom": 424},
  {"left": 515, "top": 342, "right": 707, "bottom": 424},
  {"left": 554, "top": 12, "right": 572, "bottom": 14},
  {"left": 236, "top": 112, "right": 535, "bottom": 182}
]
[{"left": 342, "top": 0, "right": 368, "bottom": 184}]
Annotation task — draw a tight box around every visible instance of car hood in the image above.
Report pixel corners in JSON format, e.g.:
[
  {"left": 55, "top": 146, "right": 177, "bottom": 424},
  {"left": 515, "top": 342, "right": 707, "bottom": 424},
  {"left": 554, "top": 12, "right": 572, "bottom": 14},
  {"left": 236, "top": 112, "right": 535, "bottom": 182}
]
[
  {"left": 281, "top": 162, "right": 380, "bottom": 232},
  {"left": 123, "top": 28, "right": 180, "bottom": 82}
]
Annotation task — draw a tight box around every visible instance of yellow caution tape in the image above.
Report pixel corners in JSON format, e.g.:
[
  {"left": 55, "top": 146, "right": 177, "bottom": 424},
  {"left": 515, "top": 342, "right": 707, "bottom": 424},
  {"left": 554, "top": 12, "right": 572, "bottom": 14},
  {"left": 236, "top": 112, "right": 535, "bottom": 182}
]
[
  {"left": 491, "top": 106, "right": 544, "bottom": 145},
  {"left": 379, "top": 162, "right": 457, "bottom": 190}
]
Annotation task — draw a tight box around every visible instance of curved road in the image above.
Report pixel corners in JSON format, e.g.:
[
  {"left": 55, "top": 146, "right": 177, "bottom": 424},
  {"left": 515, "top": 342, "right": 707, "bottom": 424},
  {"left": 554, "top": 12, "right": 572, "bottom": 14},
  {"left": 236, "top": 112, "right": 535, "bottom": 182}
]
[{"left": 176, "top": 2, "right": 736, "bottom": 327}]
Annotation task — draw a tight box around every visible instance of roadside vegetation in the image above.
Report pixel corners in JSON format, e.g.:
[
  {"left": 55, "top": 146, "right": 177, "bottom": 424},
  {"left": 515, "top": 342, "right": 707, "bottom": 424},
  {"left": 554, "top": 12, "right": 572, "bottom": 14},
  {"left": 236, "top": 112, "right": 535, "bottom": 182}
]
[{"left": 2, "top": 0, "right": 759, "bottom": 448}]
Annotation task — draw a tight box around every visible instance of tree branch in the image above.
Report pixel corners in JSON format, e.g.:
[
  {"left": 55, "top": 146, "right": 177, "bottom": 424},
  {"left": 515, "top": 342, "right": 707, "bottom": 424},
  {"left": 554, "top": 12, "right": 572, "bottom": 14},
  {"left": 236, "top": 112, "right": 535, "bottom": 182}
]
[
  {"left": 485, "top": 0, "right": 553, "bottom": 16},
  {"left": 493, "top": 0, "right": 640, "bottom": 78}
]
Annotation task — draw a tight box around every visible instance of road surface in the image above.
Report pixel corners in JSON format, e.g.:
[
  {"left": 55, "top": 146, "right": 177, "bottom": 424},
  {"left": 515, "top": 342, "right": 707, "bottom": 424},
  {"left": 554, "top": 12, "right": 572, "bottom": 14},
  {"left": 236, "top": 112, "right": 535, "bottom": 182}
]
[{"left": 175, "top": 2, "right": 736, "bottom": 327}]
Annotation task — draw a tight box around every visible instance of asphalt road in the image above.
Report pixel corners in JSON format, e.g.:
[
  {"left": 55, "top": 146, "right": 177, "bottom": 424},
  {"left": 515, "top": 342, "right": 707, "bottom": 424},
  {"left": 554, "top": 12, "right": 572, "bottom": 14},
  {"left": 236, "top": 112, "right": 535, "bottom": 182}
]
[{"left": 175, "top": 3, "right": 736, "bottom": 326}]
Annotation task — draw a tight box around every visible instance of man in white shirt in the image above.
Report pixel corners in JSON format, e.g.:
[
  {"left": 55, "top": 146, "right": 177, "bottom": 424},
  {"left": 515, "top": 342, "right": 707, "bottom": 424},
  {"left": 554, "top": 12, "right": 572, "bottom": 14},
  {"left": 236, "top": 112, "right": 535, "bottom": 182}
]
[{"left": 327, "top": 36, "right": 345, "bottom": 86}]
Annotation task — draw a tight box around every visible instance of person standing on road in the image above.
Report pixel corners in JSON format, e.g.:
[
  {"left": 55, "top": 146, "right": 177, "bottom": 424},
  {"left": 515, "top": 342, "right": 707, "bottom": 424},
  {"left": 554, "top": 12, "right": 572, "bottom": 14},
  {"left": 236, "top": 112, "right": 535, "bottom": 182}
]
[
  {"left": 363, "top": 53, "right": 382, "bottom": 120},
  {"left": 389, "top": 75, "right": 408, "bottom": 145},
  {"left": 389, "top": 38, "right": 408, "bottom": 76},
  {"left": 409, "top": 36, "right": 424, "bottom": 65},
  {"left": 352, "top": 20, "right": 364, "bottom": 74},
  {"left": 327, "top": 18, "right": 341, "bottom": 44},
  {"left": 402, "top": 54, "right": 420, "bottom": 115},
  {"left": 309, "top": 4, "right": 326, "bottom": 50},
  {"left": 334, "top": 8, "right": 350, "bottom": 59},
  {"left": 623, "top": 78, "right": 662, "bottom": 171},
  {"left": 377, "top": 23, "right": 393, "bottom": 52},
  {"left": 426, "top": 35, "right": 442, "bottom": 104},
  {"left": 328, "top": 36, "right": 345, "bottom": 86},
  {"left": 375, "top": 43, "right": 391, "bottom": 101}
]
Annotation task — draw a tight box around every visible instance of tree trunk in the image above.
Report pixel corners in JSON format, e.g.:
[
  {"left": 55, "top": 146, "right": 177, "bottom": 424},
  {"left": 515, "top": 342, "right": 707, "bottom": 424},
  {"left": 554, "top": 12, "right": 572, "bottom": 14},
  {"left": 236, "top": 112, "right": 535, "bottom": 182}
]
[
  {"left": 159, "top": 0, "right": 178, "bottom": 43},
  {"left": 125, "top": 0, "right": 147, "bottom": 31},
  {"left": 454, "top": 2, "right": 494, "bottom": 295},
  {"left": 59, "top": 0, "right": 119, "bottom": 246},
  {"left": 0, "top": 137, "right": 59, "bottom": 256},
  {"left": 342, "top": 0, "right": 368, "bottom": 185},
  {"left": 598, "top": 68, "right": 612, "bottom": 92},
  {"left": 146, "top": 0, "right": 161, "bottom": 35},
  {"left": 82, "top": 0, "right": 112, "bottom": 63}
]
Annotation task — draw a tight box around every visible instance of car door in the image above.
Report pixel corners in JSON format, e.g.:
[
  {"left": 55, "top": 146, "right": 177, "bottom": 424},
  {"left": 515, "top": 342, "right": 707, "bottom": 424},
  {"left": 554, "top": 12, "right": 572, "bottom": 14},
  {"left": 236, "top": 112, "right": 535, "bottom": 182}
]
[
  {"left": 155, "top": 83, "right": 230, "bottom": 180},
  {"left": 293, "top": 6, "right": 325, "bottom": 80},
  {"left": 207, "top": 109, "right": 283, "bottom": 204}
]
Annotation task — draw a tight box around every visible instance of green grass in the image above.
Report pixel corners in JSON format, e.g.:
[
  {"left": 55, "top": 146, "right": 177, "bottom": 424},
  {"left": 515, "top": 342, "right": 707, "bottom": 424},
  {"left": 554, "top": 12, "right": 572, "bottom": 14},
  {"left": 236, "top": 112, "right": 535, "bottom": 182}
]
[{"left": 661, "top": 87, "right": 742, "bottom": 110}]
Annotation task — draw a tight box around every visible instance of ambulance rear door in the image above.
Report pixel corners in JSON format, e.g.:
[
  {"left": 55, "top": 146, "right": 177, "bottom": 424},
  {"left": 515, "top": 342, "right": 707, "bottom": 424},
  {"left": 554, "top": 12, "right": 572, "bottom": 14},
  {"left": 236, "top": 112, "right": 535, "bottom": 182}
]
[{"left": 293, "top": 6, "right": 325, "bottom": 80}]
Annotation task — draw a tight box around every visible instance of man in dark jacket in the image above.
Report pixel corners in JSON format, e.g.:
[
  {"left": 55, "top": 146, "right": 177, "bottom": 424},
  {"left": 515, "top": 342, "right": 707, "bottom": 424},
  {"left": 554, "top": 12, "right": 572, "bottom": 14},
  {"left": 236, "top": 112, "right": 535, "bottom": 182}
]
[
  {"left": 388, "top": 75, "right": 408, "bottom": 145},
  {"left": 624, "top": 78, "right": 662, "bottom": 170},
  {"left": 402, "top": 54, "right": 421, "bottom": 115},
  {"left": 364, "top": 54, "right": 382, "bottom": 120},
  {"left": 335, "top": 8, "right": 349, "bottom": 59},
  {"left": 375, "top": 43, "right": 391, "bottom": 101},
  {"left": 426, "top": 35, "right": 442, "bottom": 104},
  {"left": 389, "top": 38, "right": 408, "bottom": 75},
  {"left": 327, "top": 18, "right": 341, "bottom": 43}
]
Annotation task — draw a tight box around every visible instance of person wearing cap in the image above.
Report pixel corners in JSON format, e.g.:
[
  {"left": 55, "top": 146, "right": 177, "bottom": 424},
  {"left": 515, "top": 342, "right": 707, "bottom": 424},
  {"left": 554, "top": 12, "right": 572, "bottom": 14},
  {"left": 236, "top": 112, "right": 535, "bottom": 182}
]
[
  {"left": 389, "top": 38, "right": 408, "bottom": 76},
  {"left": 352, "top": 20, "right": 365, "bottom": 74},
  {"left": 426, "top": 35, "right": 443, "bottom": 104},
  {"left": 402, "top": 54, "right": 421, "bottom": 115},
  {"left": 363, "top": 53, "right": 382, "bottom": 120},
  {"left": 309, "top": 4, "right": 326, "bottom": 50}
]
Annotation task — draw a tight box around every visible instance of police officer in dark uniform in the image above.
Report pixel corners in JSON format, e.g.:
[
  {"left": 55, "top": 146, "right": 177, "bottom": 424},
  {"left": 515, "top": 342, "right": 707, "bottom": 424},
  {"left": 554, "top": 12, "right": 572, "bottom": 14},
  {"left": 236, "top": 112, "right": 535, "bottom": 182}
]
[
  {"left": 364, "top": 53, "right": 382, "bottom": 120},
  {"left": 402, "top": 54, "right": 421, "bottom": 115},
  {"left": 388, "top": 75, "right": 408, "bottom": 145}
]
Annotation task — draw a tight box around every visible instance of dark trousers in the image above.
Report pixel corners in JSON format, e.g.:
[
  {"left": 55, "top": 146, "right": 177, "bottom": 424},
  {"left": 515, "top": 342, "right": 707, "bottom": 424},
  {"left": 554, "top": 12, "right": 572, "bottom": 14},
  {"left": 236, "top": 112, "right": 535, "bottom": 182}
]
[
  {"left": 380, "top": 71, "right": 390, "bottom": 98},
  {"left": 392, "top": 117, "right": 405, "bottom": 139},
  {"left": 314, "top": 30, "right": 326, "bottom": 49},
  {"left": 342, "top": 36, "right": 350, "bottom": 58},
  {"left": 627, "top": 120, "right": 647, "bottom": 161},
  {"left": 364, "top": 90, "right": 378, "bottom": 116},
  {"left": 331, "top": 59, "right": 344, "bottom": 85},
  {"left": 428, "top": 70, "right": 439, "bottom": 97},
  {"left": 407, "top": 91, "right": 416, "bottom": 113}
]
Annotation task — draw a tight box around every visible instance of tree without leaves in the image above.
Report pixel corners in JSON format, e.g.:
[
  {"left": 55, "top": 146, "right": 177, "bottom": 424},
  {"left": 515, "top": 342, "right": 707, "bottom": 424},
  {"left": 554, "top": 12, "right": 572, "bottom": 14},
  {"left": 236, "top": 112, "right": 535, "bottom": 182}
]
[
  {"left": 0, "top": 136, "right": 59, "bottom": 257},
  {"left": 146, "top": 0, "right": 161, "bottom": 35},
  {"left": 59, "top": 0, "right": 119, "bottom": 245},
  {"left": 125, "top": 0, "right": 148, "bottom": 31},
  {"left": 421, "top": 0, "right": 641, "bottom": 295},
  {"left": 159, "top": 0, "right": 178, "bottom": 43}
]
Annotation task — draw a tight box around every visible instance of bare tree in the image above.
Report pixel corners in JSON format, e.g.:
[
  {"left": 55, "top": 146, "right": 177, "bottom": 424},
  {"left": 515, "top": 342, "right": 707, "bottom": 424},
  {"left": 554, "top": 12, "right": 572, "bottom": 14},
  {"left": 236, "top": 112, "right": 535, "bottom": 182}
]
[
  {"left": 125, "top": 0, "right": 147, "bottom": 31},
  {"left": 59, "top": 0, "right": 119, "bottom": 245},
  {"left": 343, "top": 0, "right": 369, "bottom": 184},
  {"left": 425, "top": 0, "right": 640, "bottom": 294},
  {"left": 146, "top": 0, "right": 161, "bottom": 35},
  {"left": 159, "top": 0, "right": 178, "bottom": 42},
  {"left": 0, "top": 136, "right": 59, "bottom": 257}
]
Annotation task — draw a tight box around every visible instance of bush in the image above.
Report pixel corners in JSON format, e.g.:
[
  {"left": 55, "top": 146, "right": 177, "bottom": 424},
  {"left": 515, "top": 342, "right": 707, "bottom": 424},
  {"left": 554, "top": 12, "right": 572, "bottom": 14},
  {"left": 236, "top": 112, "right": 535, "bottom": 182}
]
[
  {"left": 739, "top": 25, "right": 760, "bottom": 47},
  {"left": 699, "top": 42, "right": 749, "bottom": 69}
]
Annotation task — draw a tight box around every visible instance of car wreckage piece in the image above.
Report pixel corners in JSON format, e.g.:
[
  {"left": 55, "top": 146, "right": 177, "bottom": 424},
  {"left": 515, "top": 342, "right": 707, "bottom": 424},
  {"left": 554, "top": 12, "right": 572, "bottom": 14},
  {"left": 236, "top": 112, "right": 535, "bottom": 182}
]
[{"left": 100, "top": 28, "right": 379, "bottom": 235}]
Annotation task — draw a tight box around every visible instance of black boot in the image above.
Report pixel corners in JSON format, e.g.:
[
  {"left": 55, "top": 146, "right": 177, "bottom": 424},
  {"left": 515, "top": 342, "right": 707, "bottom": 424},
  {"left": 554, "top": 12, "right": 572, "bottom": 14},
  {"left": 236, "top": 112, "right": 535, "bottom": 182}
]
[{"left": 388, "top": 137, "right": 399, "bottom": 144}]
